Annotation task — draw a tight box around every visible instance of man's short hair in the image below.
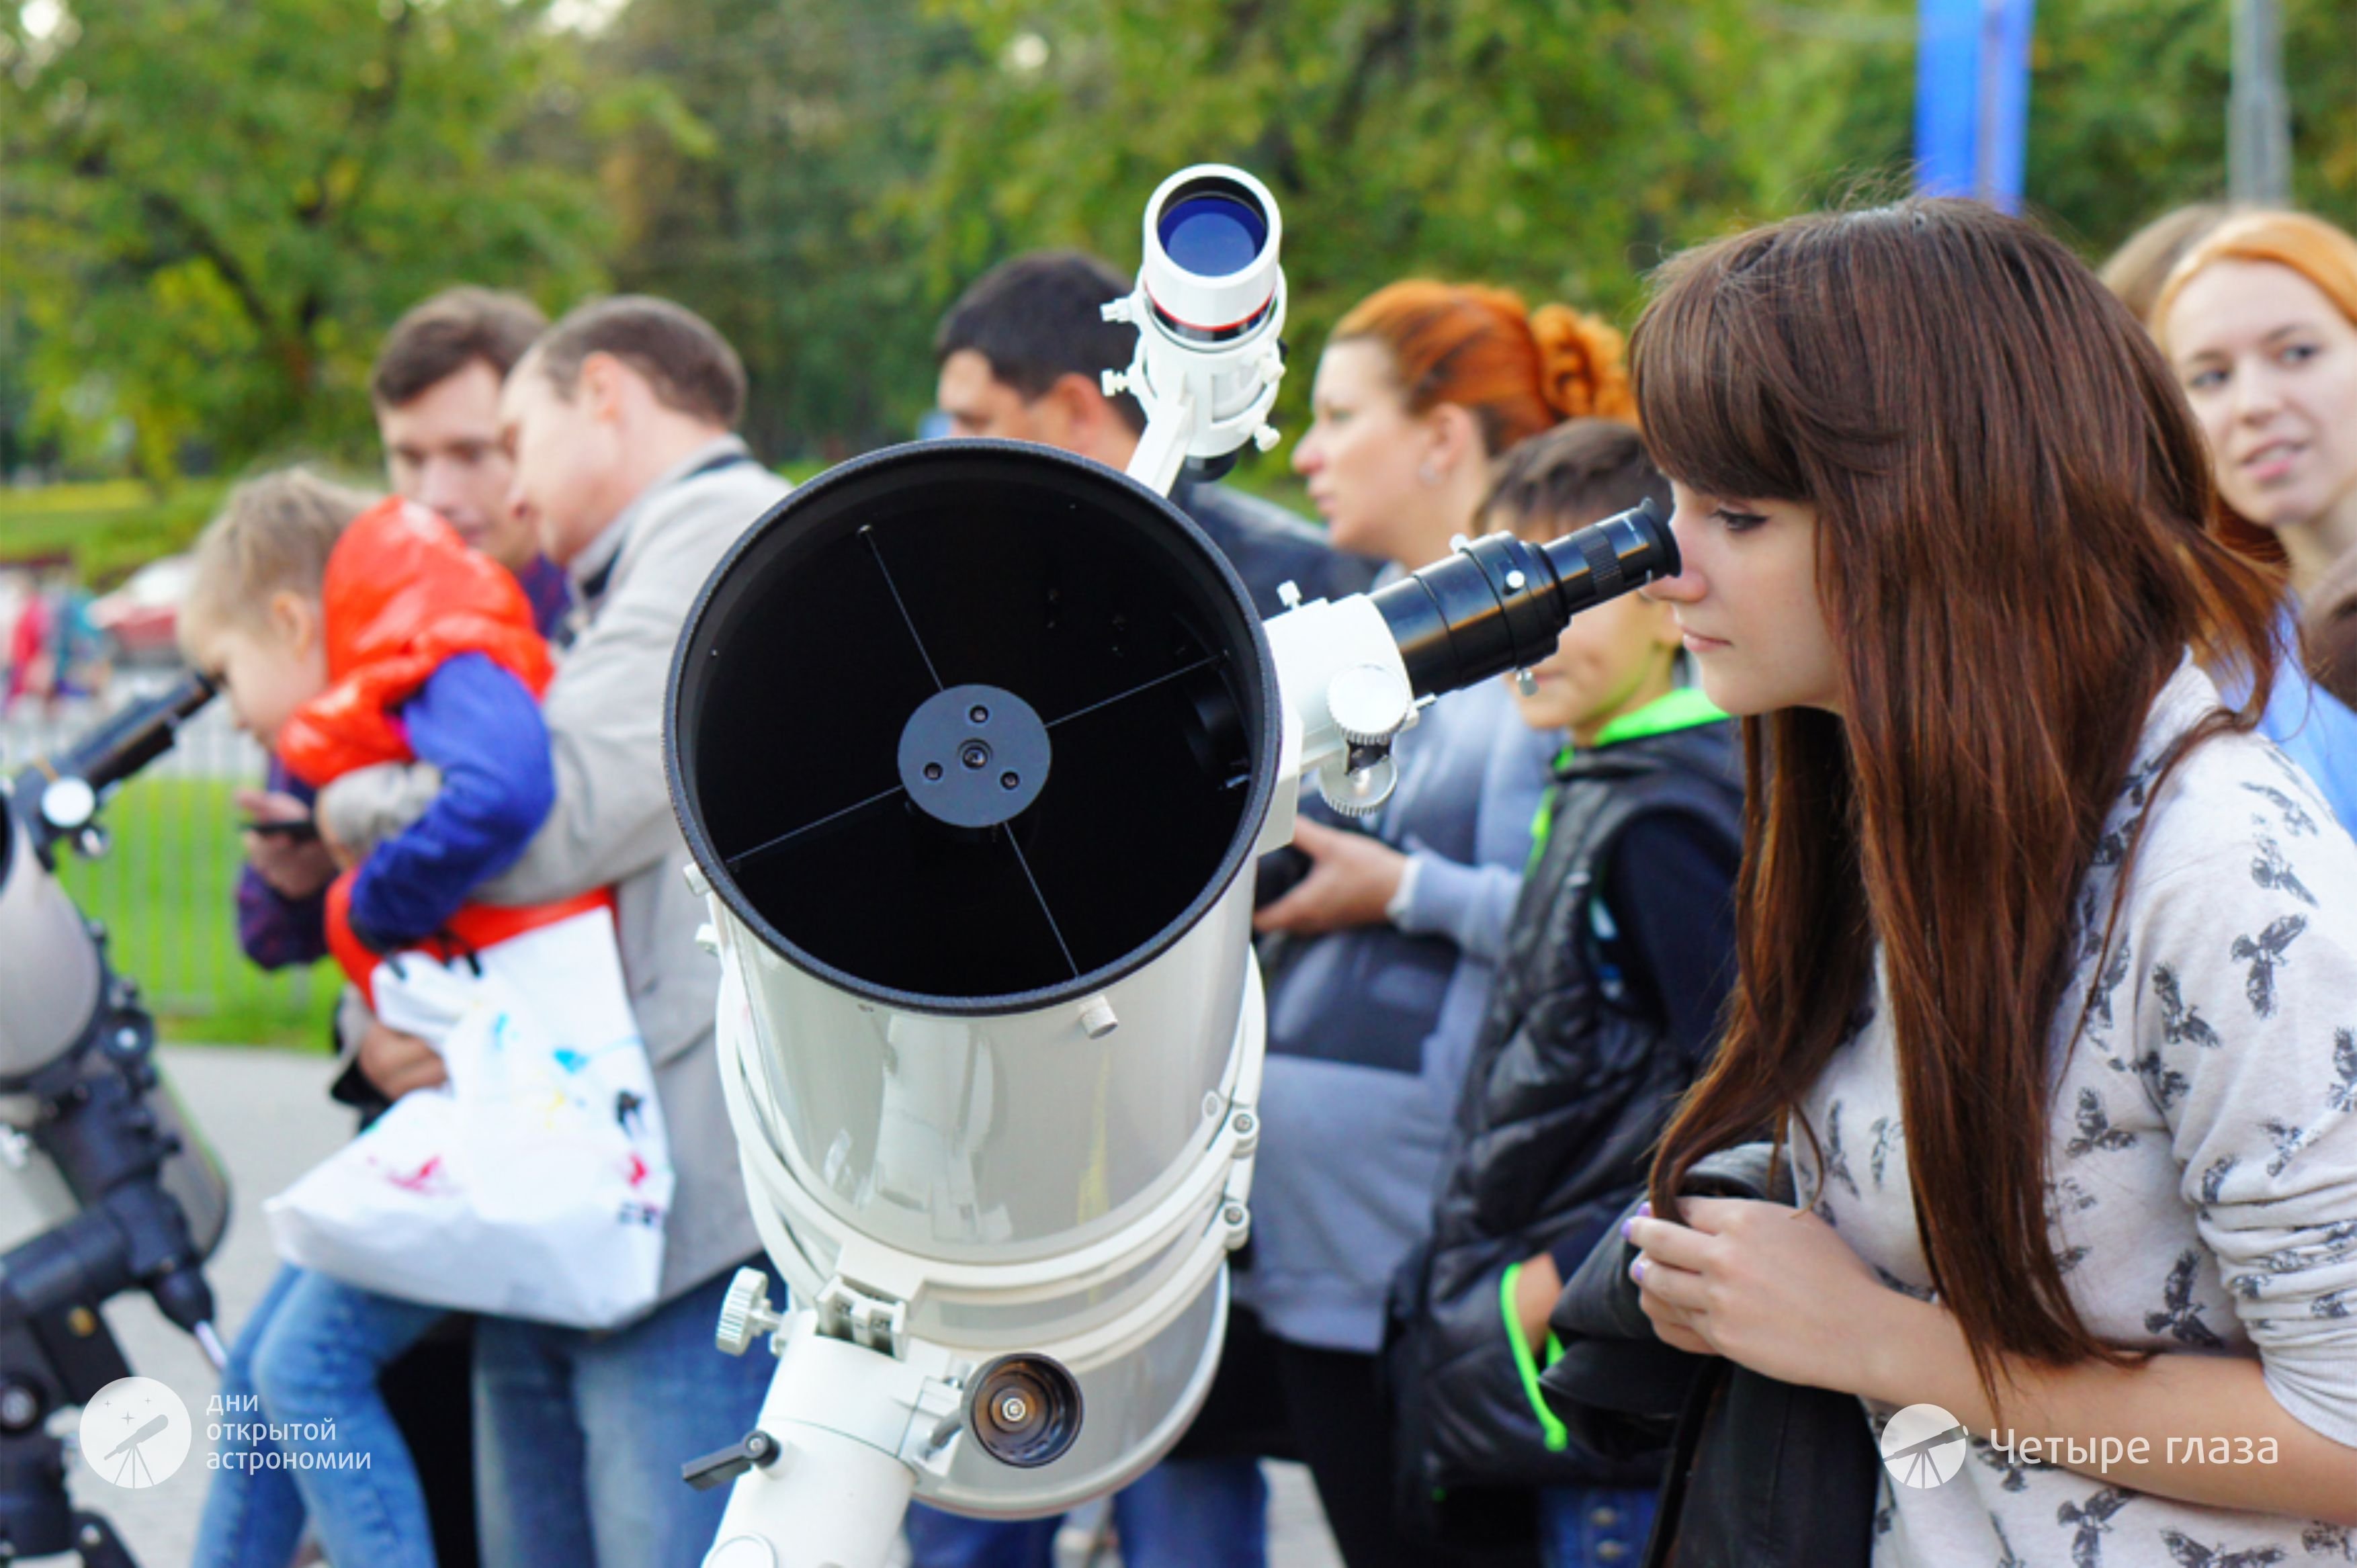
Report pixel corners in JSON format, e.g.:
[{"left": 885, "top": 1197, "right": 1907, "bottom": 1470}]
[
  {"left": 935, "top": 251, "right": 1144, "bottom": 433},
  {"left": 1484, "top": 419, "right": 1670, "bottom": 539},
  {"left": 370, "top": 288, "right": 548, "bottom": 409},
  {"left": 528, "top": 295, "right": 747, "bottom": 430}
]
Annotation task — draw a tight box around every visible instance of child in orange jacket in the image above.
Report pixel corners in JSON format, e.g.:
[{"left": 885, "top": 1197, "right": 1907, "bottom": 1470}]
[{"left": 179, "top": 469, "right": 601, "bottom": 1568}]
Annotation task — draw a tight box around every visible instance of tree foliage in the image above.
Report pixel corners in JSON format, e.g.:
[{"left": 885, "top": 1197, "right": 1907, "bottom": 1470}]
[
  {"left": 8, "top": 0, "right": 2357, "bottom": 472},
  {"left": 0, "top": 0, "right": 611, "bottom": 477},
  {"left": 586, "top": 0, "right": 968, "bottom": 458}
]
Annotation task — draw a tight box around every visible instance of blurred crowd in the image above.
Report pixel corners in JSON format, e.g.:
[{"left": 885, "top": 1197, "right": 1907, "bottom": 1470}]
[
  {"left": 120, "top": 189, "right": 2357, "bottom": 1568},
  {"left": 1, "top": 568, "right": 112, "bottom": 717}
]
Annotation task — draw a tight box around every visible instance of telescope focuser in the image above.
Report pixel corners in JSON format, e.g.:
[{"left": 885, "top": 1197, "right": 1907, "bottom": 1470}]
[{"left": 1371, "top": 496, "right": 1680, "bottom": 701}]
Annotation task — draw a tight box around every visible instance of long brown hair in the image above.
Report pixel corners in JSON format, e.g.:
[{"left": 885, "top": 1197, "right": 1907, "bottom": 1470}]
[
  {"left": 1639, "top": 202, "right": 2282, "bottom": 1401},
  {"left": 1334, "top": 281, "right": 1633, "bottom": 455}
]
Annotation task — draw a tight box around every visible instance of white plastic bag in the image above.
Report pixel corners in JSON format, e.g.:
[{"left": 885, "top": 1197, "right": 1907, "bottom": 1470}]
[{"left": 265, "top": 907, "right": 673, "bottom": 1329}]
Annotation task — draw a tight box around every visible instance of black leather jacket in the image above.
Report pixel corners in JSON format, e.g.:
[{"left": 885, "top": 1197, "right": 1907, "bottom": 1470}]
[
  {"left": 1389, "top": 718, "right": 1742, "bottom": 1514},
  {"left": 1541, "top": 1145, "right": 1881, "bottom": 1568}
]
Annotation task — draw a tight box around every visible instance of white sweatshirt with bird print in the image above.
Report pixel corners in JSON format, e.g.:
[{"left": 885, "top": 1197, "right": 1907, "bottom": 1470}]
[{"left": 1789, "top": 660, "right": 2357, "bottom": 1568}]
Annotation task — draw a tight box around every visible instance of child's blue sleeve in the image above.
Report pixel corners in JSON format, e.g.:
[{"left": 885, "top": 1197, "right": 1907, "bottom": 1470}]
[{"left": 345, "top": 652, "right": 556, "bottom": 950}]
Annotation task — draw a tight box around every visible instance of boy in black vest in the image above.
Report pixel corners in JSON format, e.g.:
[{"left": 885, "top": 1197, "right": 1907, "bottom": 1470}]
[{"left": 1391, "top": 420, "right": 1744, "bottom": 1567}]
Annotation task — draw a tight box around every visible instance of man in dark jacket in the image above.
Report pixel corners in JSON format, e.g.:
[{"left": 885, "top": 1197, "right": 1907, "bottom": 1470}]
[{"left": 1392, "top": 422, "right": 1744, "bottom": 1567}]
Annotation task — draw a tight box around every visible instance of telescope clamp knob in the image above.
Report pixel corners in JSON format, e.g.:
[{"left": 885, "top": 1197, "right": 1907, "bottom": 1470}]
[
  {"left": 714, "top": 1268, "right": 787, "bottom": 1357},
  {"left": 1318, "top": 753, "right": 1398, "bottom": 818},
  {"left": 1326, "top": 664, "right": 1413, "bottom": 749},
  {"left": 40, "top": 775, "right": 97, "bottom": 834}
]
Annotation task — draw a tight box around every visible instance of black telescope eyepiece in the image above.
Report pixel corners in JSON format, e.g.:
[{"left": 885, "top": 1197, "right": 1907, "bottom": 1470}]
[
  {"left": 46, "top": 668, "right": 217, "bottom": 799},
  {"left": 1369, "top": 496, "right": 1680, "bottom": 701}
]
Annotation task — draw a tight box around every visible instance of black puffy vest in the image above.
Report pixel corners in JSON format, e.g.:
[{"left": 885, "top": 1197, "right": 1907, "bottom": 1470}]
[{"left": 1388, "top": 720, "right": 1744, "bottom": 1516}]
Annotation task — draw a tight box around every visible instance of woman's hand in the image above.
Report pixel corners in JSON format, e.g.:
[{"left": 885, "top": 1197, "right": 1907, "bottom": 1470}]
[
  {"left": 1627, "top": 1197, "right": 1908, "bottom": 1393},
  {"left": 1252, "top": 819, "right": 1409, "bottom": 937}
]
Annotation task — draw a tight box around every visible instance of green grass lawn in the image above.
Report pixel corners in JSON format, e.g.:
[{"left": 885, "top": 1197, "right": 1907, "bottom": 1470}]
[
  {"left": 0, "top": 478, "right": 232, "bottom": 586},
  {"left": 56, "top": 775, "right": 340, "bottom": 1049}
]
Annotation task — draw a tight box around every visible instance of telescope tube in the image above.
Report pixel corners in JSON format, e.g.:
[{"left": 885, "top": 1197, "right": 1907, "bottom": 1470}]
[
  {"left": 1370, "top": 497, "right": 1680, "bottom": 699},
  {"left": 54, "top": 668, "right": 216, "bottom": 795}
]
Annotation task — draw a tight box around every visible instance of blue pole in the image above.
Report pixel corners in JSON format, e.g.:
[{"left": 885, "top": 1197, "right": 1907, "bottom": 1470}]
[{"left": 1916, "top": 0, "right": 2036, "bottom": 212}]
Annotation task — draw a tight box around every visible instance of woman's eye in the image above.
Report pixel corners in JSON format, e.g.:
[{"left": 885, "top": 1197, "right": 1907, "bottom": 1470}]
[
  {"left": 2280, "top": 341, "right": 2320, "bottom": 367},
  {"left": 2185, "top": 367, "right": 2227, "bottom": 393},
  {"left": 1714, "top": 508, "right": 1768, "bottom": 533}
]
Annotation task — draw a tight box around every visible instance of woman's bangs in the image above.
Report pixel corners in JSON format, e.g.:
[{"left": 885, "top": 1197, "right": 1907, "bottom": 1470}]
[{"left": 1633, "top": 252, "right": 1807, "bottom": 504}]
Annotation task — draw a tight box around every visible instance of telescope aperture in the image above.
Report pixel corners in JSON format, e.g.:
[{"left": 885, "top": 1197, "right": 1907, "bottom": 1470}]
[{"left": 669, "top": 441, "right": 1277, "bottom": 1014}]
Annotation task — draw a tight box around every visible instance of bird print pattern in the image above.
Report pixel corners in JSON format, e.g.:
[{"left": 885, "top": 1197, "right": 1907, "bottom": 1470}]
[
  {"left": 2328, "top": 1032, "right": 2357, "bottom": 1116},
  {"left": 2153, "top": 966, "right": 2223, "bottom": 1050},
  {"left": 2057, "top": 1485, "right": 2135, "bottom": 1568},
  {"left": 2143, "top": 1250, "right": 2225, "bottom": 1347},
  {"left": 2065, "top": 1088, "right": 2139, "bottom": 1158},
  {"left": 2240, "top": 782, "right": 2317, "bottom": 840},
  {"left": 2303, "top": 1524, "right": 2356, "bottom": 1561},
  {"left": 2229, "top": 916, "right": 2306, "bottom": 1018},
  {"left": 2250, "top": 837, "right": 2316, "bottom": 908},
  {"left": 2157, "top": 1530, "right": 2286, "bottom": 1566},
  {"left": 1815, "top": 667, "right": 2357, "bottom": 1568}
]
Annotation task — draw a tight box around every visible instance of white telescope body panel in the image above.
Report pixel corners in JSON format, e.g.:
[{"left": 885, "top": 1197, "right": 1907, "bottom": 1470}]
[
  {"left": 708, "top": 873, "right": 1252, "bottom": 1265},
  {"left": 0, "top": 808, "right": 103, "bottom": 1078}
]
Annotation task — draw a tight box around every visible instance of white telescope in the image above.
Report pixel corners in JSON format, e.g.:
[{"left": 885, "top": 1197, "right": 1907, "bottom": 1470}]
[{"left": 673, "top": 167, "right": 1682, "bottom": 1568}]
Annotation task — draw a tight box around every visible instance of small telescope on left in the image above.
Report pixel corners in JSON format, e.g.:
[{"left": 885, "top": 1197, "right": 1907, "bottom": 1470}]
[{"left": 1, "top": 670, "right": 232, "bottom": 1568}]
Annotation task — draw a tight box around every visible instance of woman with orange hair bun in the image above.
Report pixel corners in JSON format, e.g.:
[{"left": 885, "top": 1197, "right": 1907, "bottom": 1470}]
[
  {"left": 1179, "top": 283, "right": 1628, "bottom": 1567},
  {"left": 2157, "top": 210, "right": 2357, "bottom": 832},
  {"left": 1291, "top": 281, "right": 1632, "bottom": 566}
]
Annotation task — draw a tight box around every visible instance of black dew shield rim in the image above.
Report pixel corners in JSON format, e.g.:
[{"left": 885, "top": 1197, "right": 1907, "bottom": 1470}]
[{"left": 667, "top": 439, "right": 1280, "bottom": 1017}]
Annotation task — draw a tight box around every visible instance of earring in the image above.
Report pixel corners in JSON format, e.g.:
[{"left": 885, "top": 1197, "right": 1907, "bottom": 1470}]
[{"left": 1418, "top": 460, "right": 1441, "bottom": 486}]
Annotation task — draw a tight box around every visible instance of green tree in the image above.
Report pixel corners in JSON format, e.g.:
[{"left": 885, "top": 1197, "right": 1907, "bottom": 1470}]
[
  {"left": 882, "top": 0, "right": 2012, "bottom": 468},
  {"left": 2026, "top": 0, "right": 2357, "bottom": 253},
  {"left": 0, "top": 0, "right": 612, "bottom": 478},
  {"left": 589, "top": 0, "right": 968, "bottom": 458}
]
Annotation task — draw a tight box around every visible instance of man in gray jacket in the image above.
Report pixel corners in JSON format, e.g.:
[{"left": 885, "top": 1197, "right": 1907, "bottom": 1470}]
[{"left": 324, "top": 295, "right": 787, "bottom": 1567}]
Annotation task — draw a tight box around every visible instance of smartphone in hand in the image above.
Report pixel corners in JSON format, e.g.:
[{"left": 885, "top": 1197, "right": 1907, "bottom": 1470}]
[{"left": 240, "top": 816, "right": 321, "bottom": 842}]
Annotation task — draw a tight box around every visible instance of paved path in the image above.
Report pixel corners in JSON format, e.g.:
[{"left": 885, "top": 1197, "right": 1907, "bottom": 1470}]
[{"left": 52, "top": 1045, "right": 1344, "bottom": 1567}]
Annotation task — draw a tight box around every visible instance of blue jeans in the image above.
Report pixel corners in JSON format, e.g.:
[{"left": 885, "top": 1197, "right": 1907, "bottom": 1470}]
[
  {"left": 903, "top": 1456, "right": 1268, "bottom": 1568},
  {"left": 193, "top": 1263, "right": 449, "bottom": 1568},
  {"left": 1538, "top": 1485, "right": 1658, "bottom": 1568},
  {"left": 472, "top": 1258, "right": 780, "bottom": 1568}
]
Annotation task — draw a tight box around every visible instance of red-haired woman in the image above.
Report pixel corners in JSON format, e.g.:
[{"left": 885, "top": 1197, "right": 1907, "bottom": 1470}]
[
  {"left": 1617, "top": 203, "right": 2357, "bottom": 1563},
  {"left": 1219, "top": 283, "right": 1628, "bottom": 1567},
  {"left": 2154, "top": 210, "right": 2357, "bottom": 836}
]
